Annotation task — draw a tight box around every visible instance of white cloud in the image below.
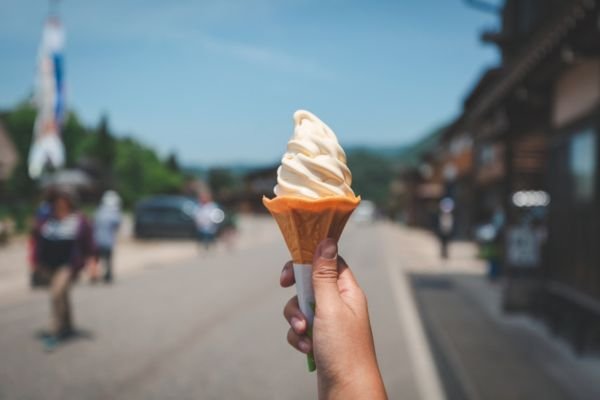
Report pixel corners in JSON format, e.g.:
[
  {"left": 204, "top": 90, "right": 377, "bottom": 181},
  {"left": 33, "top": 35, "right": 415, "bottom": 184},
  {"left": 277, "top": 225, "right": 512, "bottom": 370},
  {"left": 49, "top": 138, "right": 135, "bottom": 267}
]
[
  {"left": 25, "top": 0, "right": 331, "bottom": 79},
  {"left": 195, "top": 34, "right": 330, "bottom": 79}
]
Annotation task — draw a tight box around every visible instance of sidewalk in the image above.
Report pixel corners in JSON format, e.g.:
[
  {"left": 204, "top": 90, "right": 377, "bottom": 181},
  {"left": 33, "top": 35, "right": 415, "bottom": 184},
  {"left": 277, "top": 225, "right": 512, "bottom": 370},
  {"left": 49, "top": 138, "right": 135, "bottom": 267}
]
[
  {"left": 0, "top": 237, "right": 198, "bottom": 306},
  {"left": 0, "top": 215, "right": 277, "bottom": 305},
  {"left": 392, "top": 224, "right": 600, "bottom": 400}
]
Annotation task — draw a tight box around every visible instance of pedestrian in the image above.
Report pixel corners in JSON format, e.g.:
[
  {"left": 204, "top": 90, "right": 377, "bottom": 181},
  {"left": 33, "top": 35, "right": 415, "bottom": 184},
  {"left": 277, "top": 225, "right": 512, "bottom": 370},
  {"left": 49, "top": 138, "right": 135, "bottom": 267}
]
[
  {"left": 280, "top": 239, "right": 388, "bottom": 399},
  {"left": 194, "top": 192, "right": 222, "bottom": 250},
  {"left": 437, "top": 197, "right": 454, "bottom": 259},
  {"left": 30, "top": 186, "right": 95, "bottom": 351},
  {"left": 92, "top": 190, "right": 122, "bottom": 283}
]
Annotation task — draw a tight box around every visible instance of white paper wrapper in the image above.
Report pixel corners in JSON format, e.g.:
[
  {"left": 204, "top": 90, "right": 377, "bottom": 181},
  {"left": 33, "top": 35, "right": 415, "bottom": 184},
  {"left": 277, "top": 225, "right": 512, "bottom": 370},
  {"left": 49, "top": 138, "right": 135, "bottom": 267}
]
[
  {"left": 293, "top": 263, "right": 316, "bottom": 371},
  {"left": 293, "top": 263, "right": 315, "bottom": 324}
]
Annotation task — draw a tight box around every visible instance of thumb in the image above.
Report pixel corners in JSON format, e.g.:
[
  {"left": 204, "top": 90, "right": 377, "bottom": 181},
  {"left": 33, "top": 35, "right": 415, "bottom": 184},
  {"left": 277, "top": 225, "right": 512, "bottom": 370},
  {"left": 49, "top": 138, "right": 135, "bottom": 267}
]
[{"left": 312, "top": 238, "right": 341, "bottom": 306}]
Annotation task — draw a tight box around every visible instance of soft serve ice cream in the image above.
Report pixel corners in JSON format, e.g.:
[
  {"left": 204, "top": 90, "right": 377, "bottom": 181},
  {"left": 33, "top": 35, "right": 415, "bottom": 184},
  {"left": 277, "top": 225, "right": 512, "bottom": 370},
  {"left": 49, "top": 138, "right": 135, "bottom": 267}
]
[
  {"left": 263, "top": 110, "right": 359, "bottom": 372},
  {"left": 274, "top": 110, "right": 355, "bottom": 199}
]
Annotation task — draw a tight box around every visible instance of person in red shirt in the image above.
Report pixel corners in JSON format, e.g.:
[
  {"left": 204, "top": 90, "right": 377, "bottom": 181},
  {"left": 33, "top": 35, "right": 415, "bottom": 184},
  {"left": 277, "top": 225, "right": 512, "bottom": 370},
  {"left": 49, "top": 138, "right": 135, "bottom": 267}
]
[{"left": 30, "top": 186, "right": 95, "bottom": 351}]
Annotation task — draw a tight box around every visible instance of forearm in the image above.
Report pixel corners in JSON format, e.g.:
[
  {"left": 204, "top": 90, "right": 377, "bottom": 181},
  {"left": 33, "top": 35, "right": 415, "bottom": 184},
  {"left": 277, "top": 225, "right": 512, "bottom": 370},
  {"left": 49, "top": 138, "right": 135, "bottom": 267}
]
[{"left": 318, "top": 363, "right": 387, "bottom": 400}]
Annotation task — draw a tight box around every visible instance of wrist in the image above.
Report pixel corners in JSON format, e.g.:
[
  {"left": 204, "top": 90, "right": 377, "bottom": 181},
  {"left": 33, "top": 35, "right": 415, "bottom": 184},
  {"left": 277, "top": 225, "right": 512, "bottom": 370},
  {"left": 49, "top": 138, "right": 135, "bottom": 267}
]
[{"left": 319, "top": 361, "right": 386, "bottom": 400}]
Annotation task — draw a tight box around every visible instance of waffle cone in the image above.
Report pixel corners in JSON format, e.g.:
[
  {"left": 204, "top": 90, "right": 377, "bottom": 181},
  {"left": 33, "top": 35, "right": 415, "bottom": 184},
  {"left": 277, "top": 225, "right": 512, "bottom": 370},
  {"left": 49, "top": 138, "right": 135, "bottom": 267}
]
[{"left": 263, "top": 195, "right": 360, "bottom": 264}]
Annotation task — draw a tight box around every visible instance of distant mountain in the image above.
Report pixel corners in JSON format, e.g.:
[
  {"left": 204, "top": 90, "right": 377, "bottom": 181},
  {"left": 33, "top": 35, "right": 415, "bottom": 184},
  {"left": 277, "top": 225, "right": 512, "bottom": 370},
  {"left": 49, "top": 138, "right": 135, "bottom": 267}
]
[
  {"left": 184, "top": 124, "right": 446, "bottom": 176},
  {"left": 345, "top": 144, "right": 409, "bottom": 159},
  {"left": 345, "top": 124, "right": 447, "bottom": 167},
  {"left": 394, "top": 124, "right": 447, "bottom": 167},
  {"left": 182, "top": 162, "right": 279, "bottom": 178}
]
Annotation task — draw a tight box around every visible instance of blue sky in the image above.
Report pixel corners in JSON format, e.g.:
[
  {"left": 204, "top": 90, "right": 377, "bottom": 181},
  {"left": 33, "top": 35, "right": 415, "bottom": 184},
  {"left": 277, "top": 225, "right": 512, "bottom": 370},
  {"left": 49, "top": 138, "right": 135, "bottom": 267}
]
[{"left": 0, "top": 0, "right": 499, "bottom": 165}]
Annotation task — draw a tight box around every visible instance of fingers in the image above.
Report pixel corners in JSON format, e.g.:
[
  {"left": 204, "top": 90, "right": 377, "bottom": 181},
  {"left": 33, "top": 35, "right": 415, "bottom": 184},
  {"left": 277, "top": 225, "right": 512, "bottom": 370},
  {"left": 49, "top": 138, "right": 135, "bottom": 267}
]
[
  {"left": 284, "top": 296, "right": 311, "bottom": 354},
  {"left": 283, "top": 296, "right": 308, "bottom": 335},
  {"left": 287, "top": 328, "right": 312, "bottom": 354},
  {"left": 312, "top": 238, "right": 342, "bottom": 306},
  {"left": 337, "top": 256, "right": 367, "bottom": 310},
  {"left": 337, "top": 256, "right": 360, "bottom": 294},
  {"left": 280, "top": 261, "right": 295, "bottom": 288}
]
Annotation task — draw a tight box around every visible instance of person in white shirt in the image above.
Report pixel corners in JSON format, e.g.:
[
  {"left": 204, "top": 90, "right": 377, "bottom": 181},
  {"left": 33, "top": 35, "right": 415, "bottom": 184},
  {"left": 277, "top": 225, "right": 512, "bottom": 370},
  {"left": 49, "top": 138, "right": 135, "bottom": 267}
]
[
  {"left": 93, "top": 191, "right": 122, "bottom": 283},
  {"left": 194, "top": 192, "right": 223, "bottom": 250}
]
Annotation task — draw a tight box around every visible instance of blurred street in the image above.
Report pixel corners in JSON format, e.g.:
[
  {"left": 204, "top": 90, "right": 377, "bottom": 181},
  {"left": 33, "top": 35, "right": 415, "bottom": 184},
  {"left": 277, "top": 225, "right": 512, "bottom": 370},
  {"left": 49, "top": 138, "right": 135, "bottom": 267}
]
[
  {"left": 2, "top": 1, "right": 600, "bottom": 399},
  {"left": 0, "top": 216, "right": 419, "bottom": 400},
  {"left": 1, "top": 216, "right": 600, "bottom": 400}
]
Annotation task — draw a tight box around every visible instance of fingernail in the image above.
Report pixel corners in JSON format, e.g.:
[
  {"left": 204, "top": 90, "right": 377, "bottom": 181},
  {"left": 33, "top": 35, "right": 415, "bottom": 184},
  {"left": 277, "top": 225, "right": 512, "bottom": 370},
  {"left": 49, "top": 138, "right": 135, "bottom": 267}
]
[
  {"left": 298, "top": 338, "right": 311, "bottom": 353},
  {"left": 291, "top": 317, "right": 304, "bottom": 333},
  {"left": 320, "top": 239, "right": 337, "bottom": 260},
  {"left": 280, "top": 267, "right": 288, "bottom": 281}
]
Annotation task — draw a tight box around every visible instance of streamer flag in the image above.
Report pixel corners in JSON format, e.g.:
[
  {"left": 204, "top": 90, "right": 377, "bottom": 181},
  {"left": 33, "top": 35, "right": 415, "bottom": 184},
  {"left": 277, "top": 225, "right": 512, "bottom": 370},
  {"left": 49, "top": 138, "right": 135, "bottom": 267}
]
[{"left": 28, "top": 17, "right": 66, "bottom": 179}]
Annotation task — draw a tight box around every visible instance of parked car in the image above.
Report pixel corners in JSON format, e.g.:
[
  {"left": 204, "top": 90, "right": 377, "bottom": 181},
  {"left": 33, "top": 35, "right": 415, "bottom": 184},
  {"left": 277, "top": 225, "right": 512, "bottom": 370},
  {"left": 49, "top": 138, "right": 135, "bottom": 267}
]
[{"left": 134, "top": 195, "right": 198, "bottom": 239}]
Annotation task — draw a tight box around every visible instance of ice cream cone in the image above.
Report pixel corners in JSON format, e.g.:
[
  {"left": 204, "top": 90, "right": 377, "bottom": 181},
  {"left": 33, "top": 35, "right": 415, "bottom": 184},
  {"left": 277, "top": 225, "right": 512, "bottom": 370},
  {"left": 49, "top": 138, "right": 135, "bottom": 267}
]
[
  {"left": 262, "top": 195, "right": 360, "bottom": 264},
  {"left": 266, "top": 109, "right": 358, "bottom": 371},
  {"left": 263, "top": 195, "right": 360, "bottom": 371}
]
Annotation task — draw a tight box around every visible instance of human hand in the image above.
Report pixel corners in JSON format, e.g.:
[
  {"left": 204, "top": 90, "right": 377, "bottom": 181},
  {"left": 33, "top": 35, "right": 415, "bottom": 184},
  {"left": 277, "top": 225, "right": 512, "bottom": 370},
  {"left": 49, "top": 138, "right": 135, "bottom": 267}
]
[{"left": 280, "top": 239, "right": 387, "bottom": 400}]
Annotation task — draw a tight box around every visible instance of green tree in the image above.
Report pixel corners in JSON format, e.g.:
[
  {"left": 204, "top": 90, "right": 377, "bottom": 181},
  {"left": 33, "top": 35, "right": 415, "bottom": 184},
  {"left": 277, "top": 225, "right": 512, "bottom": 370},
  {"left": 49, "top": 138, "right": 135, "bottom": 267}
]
[
  {"left": 346, "top": 149, "right": 394, "bottom": 208},
  {"left": 61, "top": 111, "right": 89, "bottom": 167},
  {"left": 2, "top": 103, "right": 37, "bottom": 199},
  {"left": 114, "top": 138, "right": 184, "bottom": 207},
  {"left": 93, "top": 114, "right": 116, "bottom": 169},
  {"left": 208, "top": 168, "right": 238, "bottom": 200},
  {"left": 1, "top": 103, "right": 187, "bottom": 210},
  {"left": 165, "top": 152, "right": 180, "bottom": 173}
]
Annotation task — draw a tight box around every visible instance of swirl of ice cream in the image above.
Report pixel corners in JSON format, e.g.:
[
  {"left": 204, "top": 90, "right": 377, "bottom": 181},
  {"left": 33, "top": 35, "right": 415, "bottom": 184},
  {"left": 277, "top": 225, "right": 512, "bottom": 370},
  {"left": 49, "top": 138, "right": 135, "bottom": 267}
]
[{"left": 274, "top": 110, "right": 355, "bottom": 199}]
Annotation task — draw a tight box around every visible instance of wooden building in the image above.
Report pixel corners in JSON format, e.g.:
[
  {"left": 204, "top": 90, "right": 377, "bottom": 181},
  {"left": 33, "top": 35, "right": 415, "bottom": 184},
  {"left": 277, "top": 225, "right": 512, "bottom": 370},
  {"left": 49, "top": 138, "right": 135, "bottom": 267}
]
[
  {"left": 238, "top": 165, "right": 278, "bottom": 213},
  {"left": 422, "top": 0, "right": 600, "bottom": 352},
  {"left": 435, "top": 117, "right": 476, "bottom": 239}
]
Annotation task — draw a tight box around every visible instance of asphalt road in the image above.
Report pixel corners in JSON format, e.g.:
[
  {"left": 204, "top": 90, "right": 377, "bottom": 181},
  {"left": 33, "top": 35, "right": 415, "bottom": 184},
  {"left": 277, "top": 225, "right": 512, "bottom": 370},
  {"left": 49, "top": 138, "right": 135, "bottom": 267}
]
[
  {"left": 3, "top": 217, "right": 599, "bottom": 400},
  {"left": 0, "top": 218, "right": 424, "bottom": 400}
]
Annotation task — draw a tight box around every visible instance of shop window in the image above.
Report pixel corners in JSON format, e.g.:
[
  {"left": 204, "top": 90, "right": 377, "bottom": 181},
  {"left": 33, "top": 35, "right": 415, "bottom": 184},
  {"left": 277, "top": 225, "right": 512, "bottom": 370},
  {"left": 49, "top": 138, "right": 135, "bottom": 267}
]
[{"left": 569, "top": 129, "right": 597, "bottom": 202}]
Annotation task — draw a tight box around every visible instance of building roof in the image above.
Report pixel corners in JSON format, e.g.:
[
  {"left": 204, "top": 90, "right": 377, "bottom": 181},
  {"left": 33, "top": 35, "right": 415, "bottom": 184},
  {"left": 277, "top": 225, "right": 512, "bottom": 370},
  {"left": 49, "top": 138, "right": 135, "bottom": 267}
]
[
  {"left": 464, "top": 68, "right": 504, "bottom": 112},
  {"left": 467, "top": 0, "right": 597, "bottom": 122}
]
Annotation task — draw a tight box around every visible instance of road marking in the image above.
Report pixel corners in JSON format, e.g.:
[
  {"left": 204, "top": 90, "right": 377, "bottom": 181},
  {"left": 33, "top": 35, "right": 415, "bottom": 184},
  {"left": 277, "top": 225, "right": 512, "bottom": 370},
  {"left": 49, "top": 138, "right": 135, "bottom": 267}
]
[{"left": 385, "top": 253, "right": 446, "bottom": 400}]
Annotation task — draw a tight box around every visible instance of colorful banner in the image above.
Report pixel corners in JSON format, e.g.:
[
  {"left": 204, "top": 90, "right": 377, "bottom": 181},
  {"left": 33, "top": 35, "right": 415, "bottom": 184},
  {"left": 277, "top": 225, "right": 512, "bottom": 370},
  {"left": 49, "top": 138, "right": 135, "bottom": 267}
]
[{"left": 28, "top": 17, "right": 66, "bottom": 179}]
